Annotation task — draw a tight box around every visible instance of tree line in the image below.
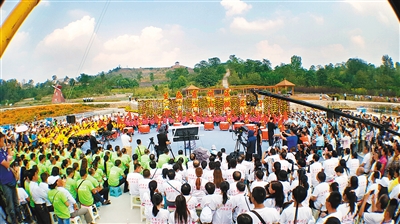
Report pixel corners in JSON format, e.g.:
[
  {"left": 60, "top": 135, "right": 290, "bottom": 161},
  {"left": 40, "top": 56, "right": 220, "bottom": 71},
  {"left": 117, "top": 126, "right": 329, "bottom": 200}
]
[{"left": 0, "top": 55, "right": 399, "bottom": 105}]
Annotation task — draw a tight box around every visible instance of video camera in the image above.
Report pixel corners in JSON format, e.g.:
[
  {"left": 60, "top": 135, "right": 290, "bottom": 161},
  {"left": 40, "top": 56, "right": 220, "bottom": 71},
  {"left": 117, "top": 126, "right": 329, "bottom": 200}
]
[
  {"left": 149, "top": 137, "right": 155, "bottom": 143},
  {"left": 229, "top": 126, "right": 249, "bottom": 135}
]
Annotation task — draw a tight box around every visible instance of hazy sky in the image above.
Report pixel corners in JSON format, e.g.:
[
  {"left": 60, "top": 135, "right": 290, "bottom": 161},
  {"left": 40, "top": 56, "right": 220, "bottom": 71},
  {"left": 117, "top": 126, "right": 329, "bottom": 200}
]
[{"left": 1, "top": 0, "right": 398, "bottom": 83}]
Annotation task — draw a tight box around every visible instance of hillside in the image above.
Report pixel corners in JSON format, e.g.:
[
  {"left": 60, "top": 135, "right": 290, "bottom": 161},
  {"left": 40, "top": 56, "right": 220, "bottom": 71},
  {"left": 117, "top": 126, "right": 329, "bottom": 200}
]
[{"left": 105, "top": 64, "right": 194, "bottom": 87}]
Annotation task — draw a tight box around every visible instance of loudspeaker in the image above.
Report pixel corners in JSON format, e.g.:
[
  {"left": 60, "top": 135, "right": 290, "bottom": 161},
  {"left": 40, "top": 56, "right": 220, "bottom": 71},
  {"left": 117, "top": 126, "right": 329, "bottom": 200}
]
[{"left": 66, "top": 115, "right": 76, "bottom": 124}]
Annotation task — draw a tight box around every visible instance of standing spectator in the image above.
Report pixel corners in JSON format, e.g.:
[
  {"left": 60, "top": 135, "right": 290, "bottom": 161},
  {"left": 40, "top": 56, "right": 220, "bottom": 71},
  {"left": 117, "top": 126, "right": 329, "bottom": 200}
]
[
  {"left": 246, "top": 130, "right": 256, "bottom": 161},
  {"left": 47, "top": 176, "right": 70, "bottom": 224},
  {"left": 156, "top": 125, "right": 170, "bottom": 159},
  {"left": 360, "top": 145, "right": 372, "bottom": 173},
  {"left": 28, "top": 169, "right": 51, "bottom": 223},
  {"left": 0, "top": 132, "right": 20, "bottom": 223},
  {"left": 120, "top": 129, "right": 132, "bottom": 156},
  {"left": 256, "top": 123, "right": 262, "bottom": 156},
  {"left": 267, "top": 117, "right": 276, "bottom": 147}
]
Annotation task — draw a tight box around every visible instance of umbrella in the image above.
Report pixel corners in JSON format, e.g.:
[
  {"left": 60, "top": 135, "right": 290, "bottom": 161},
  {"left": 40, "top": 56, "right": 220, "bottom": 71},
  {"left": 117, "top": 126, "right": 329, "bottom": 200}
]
[{"left": 15, "top": 124, "right": 28, "bottom": 133}]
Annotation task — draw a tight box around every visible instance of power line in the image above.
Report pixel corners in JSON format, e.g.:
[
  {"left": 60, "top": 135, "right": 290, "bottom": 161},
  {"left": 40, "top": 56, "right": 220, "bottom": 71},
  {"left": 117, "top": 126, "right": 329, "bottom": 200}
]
[{"left": 67, "top": 0, "right": 111, "bottom": 100}]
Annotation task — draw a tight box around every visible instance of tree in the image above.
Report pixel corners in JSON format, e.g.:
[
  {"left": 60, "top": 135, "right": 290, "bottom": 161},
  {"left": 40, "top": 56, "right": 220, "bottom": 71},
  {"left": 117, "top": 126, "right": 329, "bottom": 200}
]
[
  {"left": 208, "top": 57, "right": 221, "bottom": 67},
  {"left": 290, "top": 55, "right": 302, "bottom": 70},
  {"left": 78, "top": 73, "right": 90, "bottom": 85},
  {"left": 150, "top": 73, "right": 154, "bottom": 82},
  {"left": 136, "top": 71, "right": 143, "bottom": 82}
]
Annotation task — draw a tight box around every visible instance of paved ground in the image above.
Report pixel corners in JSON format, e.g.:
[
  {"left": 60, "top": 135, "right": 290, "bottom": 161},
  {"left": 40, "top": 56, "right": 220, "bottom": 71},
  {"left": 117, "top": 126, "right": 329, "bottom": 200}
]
[
  {"left": 86, "top": 124, "right": 275, "bottom": 224},
  {"left": 84, "top": 123, "right": 274, "bottom": 157}
]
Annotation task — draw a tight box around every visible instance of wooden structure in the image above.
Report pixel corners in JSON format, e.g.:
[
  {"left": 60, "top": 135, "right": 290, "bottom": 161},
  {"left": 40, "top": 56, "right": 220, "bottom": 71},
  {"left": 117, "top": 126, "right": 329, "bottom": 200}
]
[
  {"left": 275, "top": 79, "right": 295, "bottom": 95},
  {"left": 183, "top": 84, "right": 200, "bottom": 97}
]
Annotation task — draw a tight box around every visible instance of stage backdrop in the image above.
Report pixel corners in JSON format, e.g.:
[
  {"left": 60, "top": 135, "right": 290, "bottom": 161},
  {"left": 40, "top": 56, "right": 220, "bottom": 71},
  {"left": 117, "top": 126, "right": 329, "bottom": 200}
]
[{"left": 137, "top": 90, "right": 290, "bottom": 116}]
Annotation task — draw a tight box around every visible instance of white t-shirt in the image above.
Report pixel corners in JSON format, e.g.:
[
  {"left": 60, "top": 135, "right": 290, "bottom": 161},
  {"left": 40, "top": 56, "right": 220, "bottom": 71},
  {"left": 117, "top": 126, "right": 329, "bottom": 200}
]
[
  {"left": 127, "top": 172, "right": 143, "bottom": 196},
  {"left": 230, "top": 192, "right": 253, "bottom": 222},
  {"left": 337, "top": 203, "right": 357, "bottom": 224},
  {"left": 363, "top": 212, "right": 384, "bottom": 224},
  {"left": 323, "top": 159, "right": 337, "bottom": 182},
  {"left": 228, "top": 181, "right": 240, "bottom": 196},
  {"left": 212, "top": 196, "right": 235, "bottom": 224},
  {"left": 189, "top": 178, "right": 207, "bottom": 203},
  {"left": 162, "top": 179, "right": 182, "bottom": 202},
  {"left": 281, "top": 181, "right": 291, "bottom": 202},
  {"left": 315, "top": 211, "right": 342, "bottom": 224},
  {"left": 142, "top": 192, "right": 154, "bottom": 218},
  {"left": 334, "top": 175, "right": 347, "bottom": 195},
  {"left": 168, "top": 210, "right": 198, "bottom": 224},
  {"left": 267, "top": 172, "right": 278, "bottom": 183},
  {"left": 279, "top": 159, "right": 291, "bottom": 172},
  {"left": 138, "top": 178, "right": 151, "bottom": 201},
  {"left": 389, "top": 185, "right": 399, "bottom": 200},
  {"left": 250, "top": 180, "right": 268, "bottom": 192},
  {"left": 366, "top": 183, "right": 378, "bottom": 204},
  {"left": 362, "top": 153, "right": 372, "bottom": 173},
  {"left": 310, "top": 162, "right": 323, "bottom": 187},
  {"left": 183, "top": 195, "right": 199, "bottom": 214},
  {"left": 150, "top": 168, "right": 162, "bottom": 180},
  {"left": 224, "top": 168, "right": 243, "bottom": 183},
  {"left": 246, "top": 207, "right": 280, "bottom": 224},
  {"left": 280, "top": 204, "right": 315, "bottom": 224},
  {"left": 17, "top": 188, "right": 29, "bottom": 204},
  {"left": 312, "top": 182, "right": 330, "bottom": 210},
  {"left": 146, "top": 208, "right": 170, "bottom": 224},
  {"left": 120, "top": 133, "right": 131, "bottom": 147},
  {"left": 347, "top": 158, "right": 360, "bottom": 177},
  {"left": 356, "top": 175, "right": 367, "bottom": 200}
]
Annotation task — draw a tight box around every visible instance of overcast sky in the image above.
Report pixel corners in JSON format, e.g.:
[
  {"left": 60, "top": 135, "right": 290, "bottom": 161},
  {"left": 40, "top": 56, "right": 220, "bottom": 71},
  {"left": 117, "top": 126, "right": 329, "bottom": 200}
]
[{"left": 0, "top": 0, "right": 398, "bottom": 83}]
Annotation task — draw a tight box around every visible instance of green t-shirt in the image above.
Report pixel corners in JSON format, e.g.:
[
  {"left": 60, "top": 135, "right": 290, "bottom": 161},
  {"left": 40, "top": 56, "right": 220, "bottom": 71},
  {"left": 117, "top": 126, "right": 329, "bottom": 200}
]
[
  {"left": 140, "top": 155, "right": 150, "bottom": 170},
  {"left": 105, "top": 161, "right": 114, "bottom": 178},
  {"left": 48, "top": 189, "right": 70, "bottom": 219},
  {"left": 38, "top": 163, "right": 47, "bottom": 175},
  {"left": 175, "top": 155, "right": 189, "bottom": 165},
  {"left": 121, "top": 154, "right": 131, "bottom": 171},
  {"left": 158, "top": 154, "right": 170, "bottom": 168},
  {"left": 94, "top": 169, "right": 104, "bottom": 183},
  {"left": 77, "top": 179, "right": 94, "bottom": 206},
  {"left": 87, "top": 175, "right": 100, "bottom": 188},
  {"left": 73, "top": 171, "right": 81, "bottom": 181},
  {"left": 65, "top": 177, "right": 77, "bottom": 199},
  {"left": 134, "top": 145, "right": 146, "bottom": 160},
  {"left": 108, "top": 166, "right": 124, "bottom": 187}
]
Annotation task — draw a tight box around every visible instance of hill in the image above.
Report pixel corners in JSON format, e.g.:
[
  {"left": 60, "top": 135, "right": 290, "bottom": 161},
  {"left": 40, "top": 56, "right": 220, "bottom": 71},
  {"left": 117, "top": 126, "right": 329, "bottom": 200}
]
[{"left": 105, "top": 63, "right": 194, "bottom": 87}]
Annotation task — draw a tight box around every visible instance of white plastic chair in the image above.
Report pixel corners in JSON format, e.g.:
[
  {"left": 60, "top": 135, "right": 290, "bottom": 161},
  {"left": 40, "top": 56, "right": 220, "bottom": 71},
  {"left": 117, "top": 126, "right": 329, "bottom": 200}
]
[
  {"left": 81, "top": 204, "right": 100, "bottom": 221},
  {"left": 71, "top": 216, "right": 83, "bottom": 224}
]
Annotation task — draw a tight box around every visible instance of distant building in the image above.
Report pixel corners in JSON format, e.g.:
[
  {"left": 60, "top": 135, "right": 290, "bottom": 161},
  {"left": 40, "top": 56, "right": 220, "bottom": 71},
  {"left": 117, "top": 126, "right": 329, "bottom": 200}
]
[{"left": 172, "top": 61, "right": 183, "bottom": 69}]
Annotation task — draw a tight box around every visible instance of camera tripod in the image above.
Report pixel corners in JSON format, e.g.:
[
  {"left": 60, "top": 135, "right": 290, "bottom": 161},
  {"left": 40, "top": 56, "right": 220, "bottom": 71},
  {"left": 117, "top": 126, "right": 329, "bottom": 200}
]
[
  {"left": 148, "top": 138, "right": 156, "bottom": 154},
  {"left": 231, "top": 134, "right": 247, "bottom": 160}
]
